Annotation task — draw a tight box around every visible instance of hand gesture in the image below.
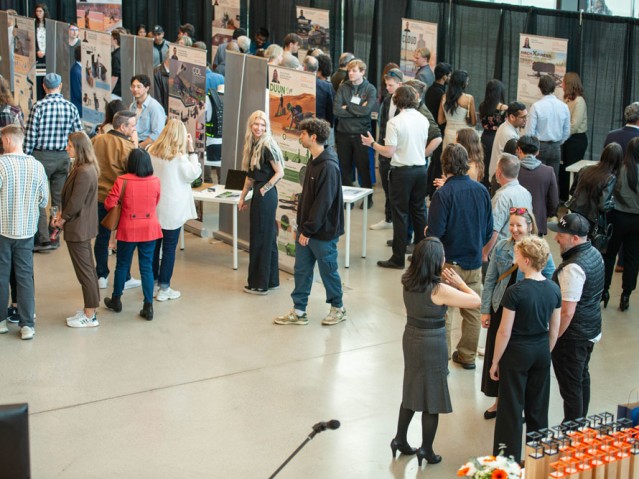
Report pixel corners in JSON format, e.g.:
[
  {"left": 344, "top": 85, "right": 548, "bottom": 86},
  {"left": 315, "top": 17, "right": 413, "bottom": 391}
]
[
  {"left": 238, "top": 198, "right": 248, "bottom": 211},
  {"left": 360, "top": 131, "right": 374, "bottom": 147},
  {"left": 187, "top": 133, "right": 194, "bottom": 151},
  {"left": 433, "top": 175, "right": 447, "bottom": 189},
  {"left": 441, "top": 267, "right": 465, "bottom": 289}
]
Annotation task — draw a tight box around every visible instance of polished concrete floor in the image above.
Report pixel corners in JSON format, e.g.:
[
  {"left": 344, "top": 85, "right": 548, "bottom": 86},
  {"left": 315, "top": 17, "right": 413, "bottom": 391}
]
[{"left": 2, "top": 190, "right": 638, "bottom": 478}]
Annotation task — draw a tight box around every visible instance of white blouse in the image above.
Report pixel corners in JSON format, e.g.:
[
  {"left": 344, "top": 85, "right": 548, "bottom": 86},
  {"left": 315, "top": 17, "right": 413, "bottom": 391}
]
[{"left": 566, "top": 96, "right": 587, "bottom": 136}]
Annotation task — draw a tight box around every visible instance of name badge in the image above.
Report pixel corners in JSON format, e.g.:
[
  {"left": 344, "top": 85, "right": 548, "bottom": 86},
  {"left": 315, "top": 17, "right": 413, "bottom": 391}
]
[{"left": 350, "top": 96, "right": 361, "bottom": 105}]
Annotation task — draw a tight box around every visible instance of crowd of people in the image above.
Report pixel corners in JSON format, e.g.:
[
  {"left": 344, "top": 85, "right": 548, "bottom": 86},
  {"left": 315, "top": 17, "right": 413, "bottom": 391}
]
[{"left": 1, "top": 12, "right": 639, "bottom": 468}]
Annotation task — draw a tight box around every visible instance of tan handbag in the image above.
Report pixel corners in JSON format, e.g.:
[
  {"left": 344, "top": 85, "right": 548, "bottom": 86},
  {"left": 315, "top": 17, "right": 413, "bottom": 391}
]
[{"left": 100, "top": 180, "right": 127, "bottom": 231}]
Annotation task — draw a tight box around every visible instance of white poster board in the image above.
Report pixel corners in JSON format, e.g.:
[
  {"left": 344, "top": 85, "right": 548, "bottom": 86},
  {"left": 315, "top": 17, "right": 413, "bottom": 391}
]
[
  {"left": 517, "top": 34, "right": 568, "bottom": 108},
  {"left": 77, "top": 0, "right": 122, "bottom": 32},
  {"left": 295, "top": 6, "right": 330, "bottom": 63},
  {"left": 211, "top": 0, "right": 240, "bottom": 63},
  {"left": 400, "top": 18, "right": 437, "bottom": 81},
  {"left": 80, "top": 29, "right": 112, "bottom": 131}
]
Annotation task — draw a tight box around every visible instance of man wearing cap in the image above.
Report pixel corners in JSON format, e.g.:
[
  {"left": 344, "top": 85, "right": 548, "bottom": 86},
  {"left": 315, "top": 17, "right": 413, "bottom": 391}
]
[
  {"left": 548, "top": 212, "right": 604, "bottom": 422},
  {"left": 24, "top": 72, "right": 82, "bottom": 252},
  {"left": 151, "top": 25, "right": 169, "bottom": 68}
]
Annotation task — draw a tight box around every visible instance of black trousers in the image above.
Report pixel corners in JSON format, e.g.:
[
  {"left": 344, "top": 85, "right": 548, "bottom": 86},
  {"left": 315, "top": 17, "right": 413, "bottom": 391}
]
[
  {"left": 538, "top": 141, "right": 561, "bottom": 182},
  {"left": 389, "top": 165, "right": 427, "bottom": 266},
  {"left": 335, "top": 131, "right": 372, "bottom": 188},
  {"left": 551, "top": 337, "right": 594, "bottom": 422},
  {"left": 603, "top": 209, "right": 639, "bottom": 294},
  {"left": 378, "top": 156, "right": 392, "bottom": 222},
  {"left": 560, "top": 133, "right": 588, "bottom": 200},
  {"left": 494, "top": 336, "right": 551, "bottom": 463},
  {"left": 426, "top": 143, "right": 443, "bottom": 198},
  {"left": 480, "top": 130, "right": 496, "bottom": 189},
  {"left": 247, "top": 184, "right": 279, "bottom": 290}
]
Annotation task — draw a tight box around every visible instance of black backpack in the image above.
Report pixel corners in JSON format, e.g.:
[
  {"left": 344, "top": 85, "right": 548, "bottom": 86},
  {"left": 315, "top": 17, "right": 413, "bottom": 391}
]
[{"left": 206, "top": 90, "right": 224, "bottom": 139}]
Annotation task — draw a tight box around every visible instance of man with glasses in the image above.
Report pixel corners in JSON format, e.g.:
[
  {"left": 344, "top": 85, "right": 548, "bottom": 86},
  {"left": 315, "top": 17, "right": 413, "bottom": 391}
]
[{"left": 489, "top": 101, "right": 528, "bottom": 186}]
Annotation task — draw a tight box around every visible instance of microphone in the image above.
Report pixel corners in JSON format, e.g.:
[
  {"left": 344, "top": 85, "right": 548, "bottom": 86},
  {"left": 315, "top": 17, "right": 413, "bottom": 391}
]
[{"left": 311, "top": 419, "right": 341, "bottom": 434}]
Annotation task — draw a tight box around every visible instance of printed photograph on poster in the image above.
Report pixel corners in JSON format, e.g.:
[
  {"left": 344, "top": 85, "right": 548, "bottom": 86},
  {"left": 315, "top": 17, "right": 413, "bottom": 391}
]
[
  {"left": 211, "top": 0, "right": 240, "bottom": 62},
  {"left": 399, "top": 18, "right": 437, "bottom": 80},
  {"left": 81, "top": 29, "right": 112, "bottom": 130},
  {"left": 167, "top": 44, "right": 207, "bottom": 154},
  {"left": 12, "top": 16, "right": 36, "bottom": 118},
  {"left": 268, "top": 66, "right": 316, "bottom": 260},
  {"left": 77, "top": 0, "right": 122, "bottom": 32},
  {"left": 517, "top": 34, "right": 568, "bottom": 108},
  {"left": 295, "top": 6, "right": 329, "bottom": 63}
]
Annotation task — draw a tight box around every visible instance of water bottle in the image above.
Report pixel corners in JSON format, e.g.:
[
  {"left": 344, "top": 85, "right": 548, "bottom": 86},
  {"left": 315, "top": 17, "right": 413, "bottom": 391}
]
[{"left": 50, "top": 206, "right": 61, "bottom": 241}]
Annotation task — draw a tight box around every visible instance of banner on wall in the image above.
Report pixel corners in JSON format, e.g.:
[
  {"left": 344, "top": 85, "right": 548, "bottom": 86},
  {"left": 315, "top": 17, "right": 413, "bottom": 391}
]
[
  {"left": 211, "top": 0, "right": 240, "bottom": 63},
  {"left": 399, "top": 18, "right": 437, "bottom": 81},
  {"left": 77, "top": 0, "right": 122, "bottom": 32},
  {"left": 168, "top": 43, "right": 207, "bottom": 155},
  {"left": 295, "top": 6, "right": 329, "bottom": 63},
  {"left": 12, "top": 16, "right": 36, "bottom": 118},
  {"left": 81, "top": 29, "right": 112, "bottom": 131},
  {"left": 268, "top": 65, "right": 316, "bottom": 265},
  {"left": 517, "top": 34, "right": 568, "bottom": 108}
]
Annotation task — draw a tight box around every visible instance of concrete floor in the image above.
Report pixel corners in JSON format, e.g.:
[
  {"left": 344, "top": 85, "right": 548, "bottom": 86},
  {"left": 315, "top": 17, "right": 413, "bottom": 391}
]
[{"left": 2, "top": 191, "right": 638, "bottom": 478}]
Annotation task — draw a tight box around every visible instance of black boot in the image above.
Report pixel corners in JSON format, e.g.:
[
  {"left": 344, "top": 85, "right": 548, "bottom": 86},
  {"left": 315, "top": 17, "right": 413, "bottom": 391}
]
[
  {"left": 140, "top": 302, "right": 154, "bottom": 321},
  {"left": 620, "top": 292, "right": 630, "bottom": 312},
  {"left": 104, "top": 296, "right": 122, "bottom": 312}
]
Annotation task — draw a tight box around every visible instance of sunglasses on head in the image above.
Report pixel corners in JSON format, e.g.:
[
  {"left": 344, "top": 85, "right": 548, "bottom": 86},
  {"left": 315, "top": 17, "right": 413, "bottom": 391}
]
[{"left": 510, "top": 207, "right": 529, "bottom": 215}]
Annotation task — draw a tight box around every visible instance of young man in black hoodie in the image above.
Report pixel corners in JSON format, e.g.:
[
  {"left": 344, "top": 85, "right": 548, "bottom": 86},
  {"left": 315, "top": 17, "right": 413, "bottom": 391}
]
[{"left": 274, "top": 118, "right": 347, "bottom": 326}]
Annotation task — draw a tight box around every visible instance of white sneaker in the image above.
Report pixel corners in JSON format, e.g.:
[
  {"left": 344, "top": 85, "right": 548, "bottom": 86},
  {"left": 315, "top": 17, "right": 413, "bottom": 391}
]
[
  {"left": 67, "top": 313, "right": 99, "bottom": 328},
  {"left": 0, "top": 320, "right": 8, "bottom": 334},
  {"left": 20, "top": 326, "right": 35, "bottom": 340},
  {"left": 124, "top": 277, "right": 142, "bottom": 290},
  {"left": 153, "top": 284, "right": 160, "bottom": 298},
  {"left": 321, "top": 306, "right": 347, "bottom": 325},
  {"left": 66, "top": 310, "right": 84, "bottom": 323},
  {"left": 98, "top": 277, "right": 108, "bottom": 289},
  {"left": 156, "top": 287, "right": 181, "bottom": 302},
  {"left": 370, "top": 219, "right": 392, "bottom": 230},
  {"left": 273, "top": 310, "right": 308, "bottom": 325}
]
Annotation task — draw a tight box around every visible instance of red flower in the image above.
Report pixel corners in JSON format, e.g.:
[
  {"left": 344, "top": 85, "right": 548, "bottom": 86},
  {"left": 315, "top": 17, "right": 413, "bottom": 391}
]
[
  {"left": 491, "top": 469, "right": 507, "bottom": 479},
  {"left": 457, "top": 466, "right": 470, "bottom": 476}
]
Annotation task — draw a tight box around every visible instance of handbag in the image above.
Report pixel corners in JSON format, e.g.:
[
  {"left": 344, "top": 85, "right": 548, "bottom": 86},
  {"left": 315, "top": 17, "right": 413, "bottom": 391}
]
[
  {"left": 100, "top": 180, "right": 127, "bottom": 231},
  {"left": 617, "top": 388, "right": 639, "bottom": 426},
  {"left": 590, "top": 213, "right": 613, "bottom": 254}
]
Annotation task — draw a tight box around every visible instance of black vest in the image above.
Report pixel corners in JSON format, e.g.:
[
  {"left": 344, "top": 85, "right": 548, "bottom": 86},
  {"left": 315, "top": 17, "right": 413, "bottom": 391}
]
[{"left": 552, "top": 241, "right": 604, "bottom": 340}]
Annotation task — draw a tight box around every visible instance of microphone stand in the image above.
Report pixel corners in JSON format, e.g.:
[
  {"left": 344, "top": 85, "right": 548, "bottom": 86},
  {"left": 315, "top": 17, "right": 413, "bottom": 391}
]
[{"left": 268, "top": 424, "right": 328, "bottom": 478}]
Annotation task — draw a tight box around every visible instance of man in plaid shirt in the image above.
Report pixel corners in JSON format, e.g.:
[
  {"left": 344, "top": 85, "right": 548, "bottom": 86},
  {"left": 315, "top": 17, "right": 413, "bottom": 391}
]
[{"left": 24, "top": 73, "right": 82, "bottom": 251}]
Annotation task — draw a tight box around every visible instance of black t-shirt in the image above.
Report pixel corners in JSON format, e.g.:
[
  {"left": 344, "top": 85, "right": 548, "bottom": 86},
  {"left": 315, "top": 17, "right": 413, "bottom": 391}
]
[
  {"left": 247, "top": 146, "right": 275, "bottom": 183},
  {"left": 502, "top": 279, "right": 562, "bottom": 338}
]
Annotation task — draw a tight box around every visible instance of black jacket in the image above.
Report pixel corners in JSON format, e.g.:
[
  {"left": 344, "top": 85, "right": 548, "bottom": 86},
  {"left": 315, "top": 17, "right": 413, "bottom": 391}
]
[
  {"left": 153, "top": 64, "right": 169, "bottom": 115},
  {"left": 297, "top": 147, "right": 344, "bottom": 241},
  {"left": 333, "top": 78, "right": 378, "bottom": 135},
  {"left": 111, "top": 48, "right": 121, "bottom": 97}
]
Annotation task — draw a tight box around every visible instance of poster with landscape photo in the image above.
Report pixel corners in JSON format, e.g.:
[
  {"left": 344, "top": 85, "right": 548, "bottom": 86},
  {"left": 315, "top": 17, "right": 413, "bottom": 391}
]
[
  {"left": 295, "top": 6, "right": 329, "bottom": 63},
  {"left": 76, "top": 0, "right": 122, "bottom": 32},
  {"left": 211, "top": 0, "right": 240, "bottom": 63}
]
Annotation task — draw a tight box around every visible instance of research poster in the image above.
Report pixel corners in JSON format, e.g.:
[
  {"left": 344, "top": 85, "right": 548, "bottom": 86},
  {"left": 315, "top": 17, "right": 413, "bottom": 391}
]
[
  {"left": 76, "top": 0, "right": 122, "bottom": 32},
  {"left": 12, "top": 16, "right": 36, "bottom": 117},
  {"left": 295, "top": 6, "right": 329, "bottom": 63},
  {"left": 168, "top": 43, "right": 207, "bottom": 155},
  {"left": 399, "top": 18, "right": 437, "bottom": 80},
  {"left": 517, "top": 34, "right": 568, "bottom": 107},
  {"left": 81, "top": 29, "right": 112, "bottom": 131},
  {"left": 268, "top": 66, "right": 316, "bottom": 264},
  {"left": 211, "top": 0, "right": 240, "bottom": 63}
]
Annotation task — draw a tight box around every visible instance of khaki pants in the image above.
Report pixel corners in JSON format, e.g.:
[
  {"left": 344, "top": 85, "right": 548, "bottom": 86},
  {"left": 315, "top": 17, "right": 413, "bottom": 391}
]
[{"left": 445, "top": 263, "right": 482, "bottom": 363}]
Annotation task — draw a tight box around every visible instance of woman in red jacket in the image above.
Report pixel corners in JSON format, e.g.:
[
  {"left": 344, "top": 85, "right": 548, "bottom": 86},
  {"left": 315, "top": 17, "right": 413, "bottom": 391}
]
[{"left": 103, "top": 149, "right": 162, "bottom": 320}]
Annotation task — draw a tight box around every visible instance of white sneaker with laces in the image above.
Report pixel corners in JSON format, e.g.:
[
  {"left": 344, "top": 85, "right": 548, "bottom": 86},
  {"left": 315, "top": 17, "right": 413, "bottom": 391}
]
[
  {"left": 156, "top": 287, "right": 181, "bottom": 302},
  {"left": 67, "top": 314, "right": 99, "bottom": 328},
  {"left": 124, "top": 277, "right": 142, "bottom": 290},
  {"left": 20, "top": 326, "right": 35, "bottom": 340},
  {"left": 98, "top": 277, "right": 108, "bottom": 289},
  {"left": 0, "top": 320, "right": 8, "bottom": 334},
  {"left": 370, "top": 219, "right": 393, "bottom": 230},
  {"left": 273, "top": 310, "right": 308, "bottom": 325},
  {"left": 66, "top": 310, "right": 84, "bottom": 323},
  {"left": 321, "top": 306, "right": 347, "bottom": 325}
]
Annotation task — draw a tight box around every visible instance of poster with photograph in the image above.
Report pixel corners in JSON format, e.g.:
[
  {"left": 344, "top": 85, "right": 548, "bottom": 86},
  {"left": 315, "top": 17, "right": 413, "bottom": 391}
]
[
  {"left": 295, "top": 6, "right": 329, "bottom": 63},
  {"left": 12, "top": 16, "right": 36, "bottom": 118},
  {"left": 399, "top": 18, "right": 437, "bottom": 81},
  {"left": 268, "top": 65, "right": 316, "bottom": 264},
  {"left": 81, "top": 29, "right": 112, "bottom": 130},
  {"left": 77, "top": 0, "right": 122, "bottom": 32},
  {"left": 168, "top": 43, "right": 207, "bottom": 155},
  {"left": 211, "top": 0, "right": 240, "bottom": 63},
  {"left": 517, "top": 34, "right": 568, "bottom": 108}
]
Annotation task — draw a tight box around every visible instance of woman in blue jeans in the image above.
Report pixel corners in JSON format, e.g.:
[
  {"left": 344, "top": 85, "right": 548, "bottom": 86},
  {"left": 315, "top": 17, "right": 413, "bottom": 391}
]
[
  {"left": 148, "top": 120, "right": 201, "bottom": 301},
  {"left": 103, "top": 149, "right": 162, "bottom": 320}
]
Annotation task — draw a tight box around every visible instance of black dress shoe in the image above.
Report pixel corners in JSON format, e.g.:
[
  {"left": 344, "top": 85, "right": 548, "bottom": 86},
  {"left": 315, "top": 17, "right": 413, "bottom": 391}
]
[
  {"left": 390, "top": 439, "right": 417, "bottom": 458},
  {"left": 601, "top": 290, "right": 610, "bottom": 308},
  {"left": 620, "top": 293, "right": 630, "bottom": 312},
  {"left": 140, "top": 302, "right": 154, "bottom": 320},
  {"left": 104, "top": 296, "right": 122, "bottom": 313},
  {"left": 377, "top": 259, "right": 404, "bottom": 269},
  {"left": 416, "top": 448, "right": 442, "bottom": 467},
  {"left": 386, "top": 239, "right": 393, "bottom": 246},
  {"left": 451, "top": 351, "right": 476, "bottom": 370},
  {"left": 484, "top": 409, "right": 497, "bottom": 420}
]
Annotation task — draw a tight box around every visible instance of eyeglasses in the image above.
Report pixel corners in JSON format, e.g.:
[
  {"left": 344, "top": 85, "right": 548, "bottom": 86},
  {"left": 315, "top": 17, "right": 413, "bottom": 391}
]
[
  {"left": 386, "top": 70, "right": 402, "bottom": 80},
  {"left": 510, "top": 207, "right": 529, "bottom": 215}
]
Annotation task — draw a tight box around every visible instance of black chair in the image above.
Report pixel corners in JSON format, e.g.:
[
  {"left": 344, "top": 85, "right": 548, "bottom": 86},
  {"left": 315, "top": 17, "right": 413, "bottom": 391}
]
[{"left": 0, "top": 403, "right": 30, "bottom": 479}]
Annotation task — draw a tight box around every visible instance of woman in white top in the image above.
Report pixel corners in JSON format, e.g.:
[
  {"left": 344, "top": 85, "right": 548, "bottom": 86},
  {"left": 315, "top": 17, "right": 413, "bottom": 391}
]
[
  {"left": 438, "top": 70, "right": 476, "bottom": 149},
  {"left": 148, "top": 120, "right": 202, "bottom": 301},
  {"left": 33, "top": 3, "right": 48, "bottom": 100},
  {"left": 560, "top": 72, "right": 588, "bottom": 200}
]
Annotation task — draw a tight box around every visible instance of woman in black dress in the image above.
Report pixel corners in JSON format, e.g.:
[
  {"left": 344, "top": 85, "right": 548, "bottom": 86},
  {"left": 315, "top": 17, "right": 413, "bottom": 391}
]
[
  {"left": 391, "top": 238, "right": 481, "bottom": 467},
  {"left": 490, "top": 236, "right": 561, "bottom": 463},
  {"left": 238, "top": 110, "right": 284, "bottom": 295},
  {"left": 479, "top": 80, "right": 507, "bottom": 187}
]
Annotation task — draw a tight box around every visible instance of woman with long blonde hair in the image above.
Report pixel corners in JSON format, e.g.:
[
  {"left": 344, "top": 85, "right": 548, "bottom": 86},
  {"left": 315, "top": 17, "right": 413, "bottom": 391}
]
[
  {"left": 561, "top": 72, "right": 588, "bottom": 200},
  {"left": 53, "top": 131, "right": 101, "bottom": 327},
  {"left": 148, "top": 119, "right": 201, "bottom": 302},
  {"left": 238, "top": 110, "right": 284, "bottom": 294}
]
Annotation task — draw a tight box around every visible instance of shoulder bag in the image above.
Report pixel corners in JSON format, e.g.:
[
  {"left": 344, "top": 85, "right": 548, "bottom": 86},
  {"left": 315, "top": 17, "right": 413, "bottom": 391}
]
[{"left": 100, "top": 180, "right": 127, "bottom": 231}]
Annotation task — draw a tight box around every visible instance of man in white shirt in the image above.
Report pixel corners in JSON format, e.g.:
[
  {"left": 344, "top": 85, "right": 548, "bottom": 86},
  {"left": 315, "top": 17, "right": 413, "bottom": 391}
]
[
  {"left": 489, "top": 101, "right": 527, "bottom": 185},
  {"left": 525, "top": 75, "right": 570, "bottom": 181},
  {"left": 362, "top": 85, "right": 441, "bottom": 268}
]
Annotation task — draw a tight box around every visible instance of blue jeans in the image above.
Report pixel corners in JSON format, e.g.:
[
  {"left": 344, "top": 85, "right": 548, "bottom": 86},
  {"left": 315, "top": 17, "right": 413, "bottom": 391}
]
[
  {"left": 112, "top": 240, "right": 155, "bottom": 303},
  {"left": 0, "top": 236, "right": 35, "bottom": 327},
  {"left": 153, "top": 227, "right": 181, "bottom": 288},
  {"left": 291, "top": 237, "right": 343, "bottom": 312}
]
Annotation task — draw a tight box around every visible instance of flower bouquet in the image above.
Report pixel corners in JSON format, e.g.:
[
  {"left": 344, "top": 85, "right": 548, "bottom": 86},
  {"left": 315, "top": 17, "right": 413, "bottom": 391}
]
[{"left": 457, "top": 452, "right": 523, "bottom": 479}]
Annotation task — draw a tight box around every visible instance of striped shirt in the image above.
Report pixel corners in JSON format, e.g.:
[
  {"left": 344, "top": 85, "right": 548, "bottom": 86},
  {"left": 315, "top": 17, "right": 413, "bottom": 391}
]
[
  {"left": 24, "top": 93, "right": 82, "bottom": 154},
  {"left": 0, "top": 154, "right": 49, "bottom": 239}
]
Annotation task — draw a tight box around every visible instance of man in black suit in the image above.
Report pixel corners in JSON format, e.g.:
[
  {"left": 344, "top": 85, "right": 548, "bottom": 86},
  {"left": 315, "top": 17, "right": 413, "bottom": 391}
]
[
  {"left": 604, "top": 102, "right": 639, "bottom": 152},
  {"left": 303, "top": 56, "right": 334, "bottom": 127}
]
